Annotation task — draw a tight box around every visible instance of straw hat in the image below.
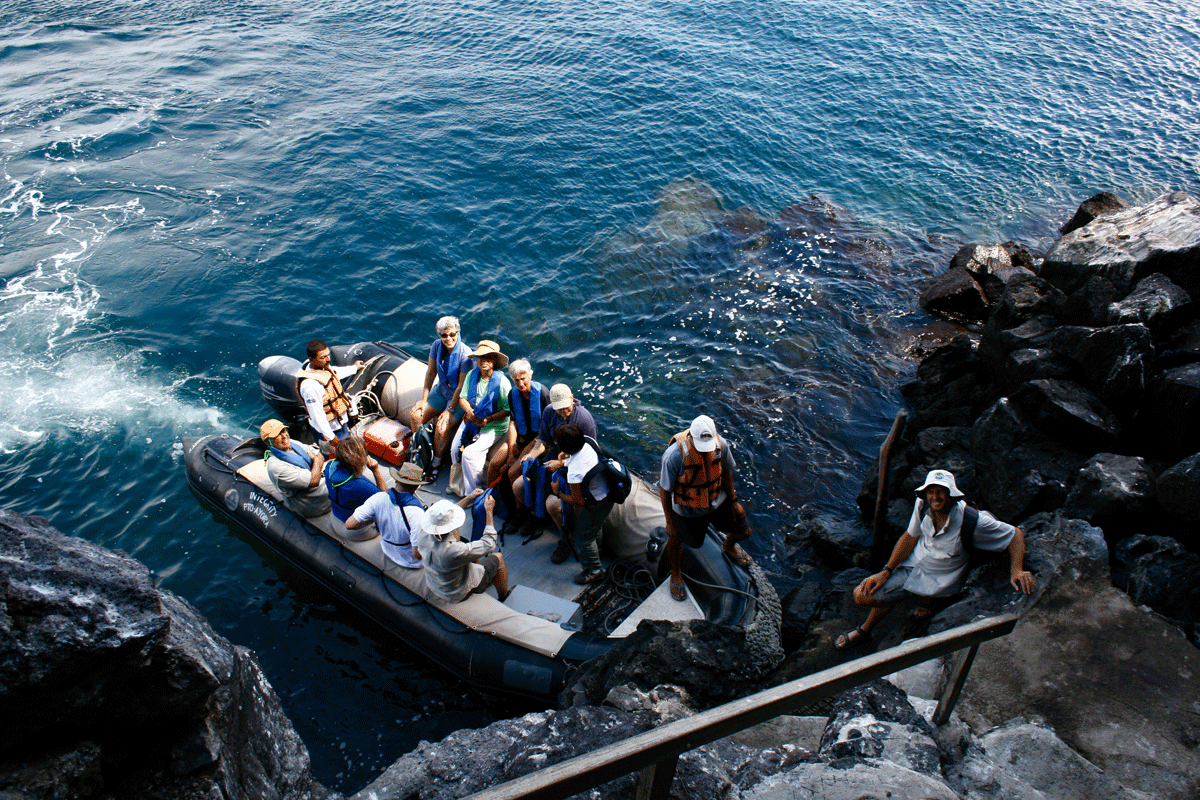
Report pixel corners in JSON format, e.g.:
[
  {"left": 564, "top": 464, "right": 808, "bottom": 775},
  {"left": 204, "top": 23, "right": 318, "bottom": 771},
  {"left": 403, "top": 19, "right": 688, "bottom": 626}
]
[{"left": 469, "top": 340, "right": 509, "bottom": 369}]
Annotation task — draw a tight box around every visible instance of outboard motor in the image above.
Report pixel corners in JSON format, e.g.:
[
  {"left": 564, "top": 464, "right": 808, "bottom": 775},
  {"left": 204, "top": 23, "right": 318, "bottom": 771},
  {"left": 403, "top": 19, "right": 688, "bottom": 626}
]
[{"left": 258, "top": 355, "right": 305, "bottom": 419}]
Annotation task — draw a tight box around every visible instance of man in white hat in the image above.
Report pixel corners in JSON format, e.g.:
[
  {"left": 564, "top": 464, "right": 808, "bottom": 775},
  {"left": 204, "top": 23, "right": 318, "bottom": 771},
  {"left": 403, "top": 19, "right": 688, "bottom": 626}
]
[
  {"left": 260, "top": 419, "right": 329, "bottom": 518},
  {"left": 345, "top": 462, "right": 435, "bottom": 569},
  {"left": 416, "top": 494, "right": 509, "bottom": 604},
  {"left": 659, "top": 415, "right": 753, "bottom": 601},
  {"left": 836, "top": 468, "right": 1036, "bottom": 650}
]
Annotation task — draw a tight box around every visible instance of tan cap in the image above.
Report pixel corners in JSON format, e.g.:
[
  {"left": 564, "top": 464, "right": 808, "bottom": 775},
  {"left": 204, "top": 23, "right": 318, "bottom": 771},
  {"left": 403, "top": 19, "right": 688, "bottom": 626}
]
[
  {"left": 549, "top": 383, "right": 573, "bottom": 410},
  {"left": 390, "top": 462, "right": 430, "bottom": 486},
  {"left": 260, "top": 419, "right": 287, "bottom": 441}
]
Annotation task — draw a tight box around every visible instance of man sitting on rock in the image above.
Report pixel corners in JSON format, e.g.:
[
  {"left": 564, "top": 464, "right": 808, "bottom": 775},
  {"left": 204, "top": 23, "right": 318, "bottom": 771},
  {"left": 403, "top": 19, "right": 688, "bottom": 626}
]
[
  {"left": 260, "top": 419, "right": 329, "bottom": 518},
  {"left": 837, "top": 468, "right": 1037, "bottom": 650}
]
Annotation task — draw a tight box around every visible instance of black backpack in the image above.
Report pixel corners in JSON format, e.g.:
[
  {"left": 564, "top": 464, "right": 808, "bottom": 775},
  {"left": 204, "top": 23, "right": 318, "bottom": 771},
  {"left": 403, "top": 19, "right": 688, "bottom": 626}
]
[
  {"left": 409, "top": 421, "right": 436, "bottom": 481},
  {"left": 581, "top": 436, "right": 632, "bottom": 505}
]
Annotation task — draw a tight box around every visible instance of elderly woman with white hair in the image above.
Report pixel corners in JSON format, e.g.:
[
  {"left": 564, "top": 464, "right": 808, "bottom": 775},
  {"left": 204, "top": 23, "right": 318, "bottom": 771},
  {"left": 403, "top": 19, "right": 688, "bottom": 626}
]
[
  {"left": 410, "top": 315, "right": 473, "bottom": 480},
  {"left": 836, "top": 469, "right": 1037, "bottom": 650},
  {"left": 491, "top": 357, "right": 550, "bottom": 487}
]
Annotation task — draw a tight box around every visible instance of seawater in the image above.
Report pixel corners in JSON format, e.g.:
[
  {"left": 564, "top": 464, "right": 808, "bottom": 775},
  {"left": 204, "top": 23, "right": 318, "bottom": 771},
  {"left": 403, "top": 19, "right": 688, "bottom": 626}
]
[{"left": 1, "top": 0, "right": 1197, "bottom": 790}]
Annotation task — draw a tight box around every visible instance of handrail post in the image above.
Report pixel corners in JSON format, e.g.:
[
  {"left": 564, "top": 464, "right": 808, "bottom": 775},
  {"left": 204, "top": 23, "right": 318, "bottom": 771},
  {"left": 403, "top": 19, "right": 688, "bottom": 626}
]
[
  {"left": 933, "top": 643, "right": 980, "bottom": 726},
  {"left": 871, "top": 410, "right": 907, "bottom": 569},
  {"left": 634, "top": 754, "right": 678, "bottom": 800}
]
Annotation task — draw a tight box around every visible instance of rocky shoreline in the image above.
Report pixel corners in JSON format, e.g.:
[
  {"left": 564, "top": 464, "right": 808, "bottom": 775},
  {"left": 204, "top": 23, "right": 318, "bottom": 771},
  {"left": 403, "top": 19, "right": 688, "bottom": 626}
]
[{"left": 3, "top": 192, "right": 1198, "bottom": 798}]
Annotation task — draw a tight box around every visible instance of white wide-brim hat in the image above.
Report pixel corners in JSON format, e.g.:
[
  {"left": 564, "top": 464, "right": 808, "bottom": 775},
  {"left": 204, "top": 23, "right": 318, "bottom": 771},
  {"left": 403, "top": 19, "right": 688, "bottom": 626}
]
[
  {"left": 915, "top": 469, "right": 965, "bottom": 498},
  {"left": 423, "top": 499, "right": 466, "bottom": 538}
]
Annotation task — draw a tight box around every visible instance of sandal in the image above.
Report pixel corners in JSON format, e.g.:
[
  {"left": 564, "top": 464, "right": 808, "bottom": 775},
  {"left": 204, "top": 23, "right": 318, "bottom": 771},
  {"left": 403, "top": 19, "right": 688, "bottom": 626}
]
[
  {"left": 835, "top": 627, "right": 870, "bottom": 651},
  {"left": 724, "top": 545, "right": 752, "bottom": 568},
  {"left": 670, "top": 580, "right": 687, "bottom": 601}
]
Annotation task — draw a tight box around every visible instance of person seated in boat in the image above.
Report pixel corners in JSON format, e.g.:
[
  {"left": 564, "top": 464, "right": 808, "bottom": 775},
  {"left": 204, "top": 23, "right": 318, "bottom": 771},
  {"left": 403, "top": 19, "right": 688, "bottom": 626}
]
[
  {"left": 660, "top": 415, "right": 753, "bottom": 602},
  {"left": 409, "top": 316, "right": 473, "bottom": 480},
  {"left": 323, "top": 434, "right": 388, "bottom": 542},
  {"left": 344, "top": 462, "right": 430, "bottom": 568},
  {"left": 415, "top": 495, "right": 509, "bottom": 604},
  {"left": 510, "top": 382, "right": 598, "bottom": 563},
  {"left": 836, "top": 469, "right": 1036, "bottom": 650},
  {"left": 300, "top": 339, "right": 364, "bottom": 453},
  {"left": 545, "top": 424, "right": 614, "bottom": 586},
  {"left": 260, "top": 419, "right": 330, "bottom": 518},
  {"left": 494, "top": 358, "right": 549, "bottom": 488},
  {"left": 449, "top": 340, "right": 512, "bottom": 497}
]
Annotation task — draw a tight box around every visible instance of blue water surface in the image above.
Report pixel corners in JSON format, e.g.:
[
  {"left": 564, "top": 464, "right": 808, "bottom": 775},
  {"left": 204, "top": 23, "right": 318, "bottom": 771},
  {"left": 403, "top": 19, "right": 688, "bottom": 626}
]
[{"left": 1, "top": 0, "right": 1197, "bottom": 790}]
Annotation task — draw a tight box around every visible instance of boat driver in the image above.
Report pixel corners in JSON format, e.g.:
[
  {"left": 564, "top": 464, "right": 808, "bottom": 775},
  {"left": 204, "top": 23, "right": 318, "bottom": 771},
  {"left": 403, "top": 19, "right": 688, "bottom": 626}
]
[
  {"left": 260, "top": 419, "right": 330, "bottom": 518},
  {"left": 299, "top": 339, "right": 364, "bottom": 452}
]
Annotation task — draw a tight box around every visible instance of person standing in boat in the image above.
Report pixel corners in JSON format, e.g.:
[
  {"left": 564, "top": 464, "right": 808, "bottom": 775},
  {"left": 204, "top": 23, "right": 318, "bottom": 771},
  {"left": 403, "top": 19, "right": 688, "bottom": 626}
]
[
  {"left": 299, "top": 339, "right": 363, "bottom": 453},
  {"left": 416, "top": 495, "right": 509, "bottom": 604},
  {"left": 409, "top": 316, "right": 473, "bottom": 480},
  {"left": 323, "top": 434, "right": 388, "bottom": 542},
  {"left": 510, "top": 382, "right": 598, "bottom": 564},
  {"left": 545, "top": 424, "right": 614, "bottom": 585},
  {"left": 660, "top": 415, "right": 753, "bottom": 602},
  {"left": 449, "top": 340, "right": 512, "bottom": 497},
  {"left": 836, "top": 469, "right": 1035, "bottom": 650},
  {"left": 260, "top": 419, "right": 330, "bottom": 518},
  {"left": 345, "top": 462, "right": 430, "bottom": 568}
]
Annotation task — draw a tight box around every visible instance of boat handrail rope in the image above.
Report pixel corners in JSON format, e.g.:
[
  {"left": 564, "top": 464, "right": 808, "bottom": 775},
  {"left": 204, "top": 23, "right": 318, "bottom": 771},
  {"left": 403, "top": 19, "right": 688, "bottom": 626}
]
[{"left": 462, "top": 612, "right": 1019, "bottom": 800}]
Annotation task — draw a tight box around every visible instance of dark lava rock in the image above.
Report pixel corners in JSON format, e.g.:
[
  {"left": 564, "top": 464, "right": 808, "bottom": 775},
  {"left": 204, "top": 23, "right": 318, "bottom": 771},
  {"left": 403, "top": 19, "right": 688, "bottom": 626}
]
[
  {"left": 995, "top": 347, "right": 1075, "bottom": 395},
  {"left": 780, "top": 570, "right": 829, "bottom": 654},
  {"left": 1059, "top": 191, "right": 1129, "bottom": 236},
  {"left": 984, "top": 273, "right": 1067, "bottom": 334},
  {"left": 1042, "top": 191, "right": 1200, "bottom": 296},
  {"left": 951, "top": 243, "right": 1012, "bottom": 280},
  {"left": 982, "top": 265, "right": 1038, "bottom": 306},
  {"left": 931, "top": 511, "right": 1108, "bottom": 636},
  {"left": 788, "top": 507, "right": 872, "bottom": 571},
  {"left": 979, "top": 313, "right": 1060, "bottom": 375},
  {"left": 560, "top": 619, "right": 768, "bottom": 710},
  {"left": 0, "top": 510, "right": 330, "bottom": 800},
  {"left": 819, "top": 680, "right": 940, "bottom": 776},
  {"left": 900, "top": 335, "right": 998, "bottom": 433},
  {"left": 1114, "top": 536, "right": 1200, "bottom": 635},
  {"left": 1139, "top": 362, "right": 1200, "bottom": 458},
  {"left": 1062, "top": 453, "right": 1156, "bottom": 542},
  {"left": 1157, "top": 452, "right": 1200, "bottom": 525},
  {"left": 919, "top": 267, "right": 989, "bottom": 323},
  {"left": 1050, "top": 323, "right": 1153, "bottom": 416},
  {"left": 1108, "top": 273, "right": 1192, "bottom": 340},
  {"left": 1156, "top": 319, "right": 1200, "bottom": 371},
  {"left": 1061, "top": 275, "right": 1120, "bottom": 327},
  {"left": 1010, "top": 378, "right": 1122, "bottom": 451},
  {"left": 970, "top": 398, "right": 1088, "bottom": 522}
]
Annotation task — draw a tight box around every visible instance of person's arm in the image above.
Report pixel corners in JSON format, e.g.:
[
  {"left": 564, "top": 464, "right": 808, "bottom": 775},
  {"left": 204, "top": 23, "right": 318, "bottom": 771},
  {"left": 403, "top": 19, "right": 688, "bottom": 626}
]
[
  {"left": 1007, "top": 527, "right": 1036, "bottom": 593},
  {"left": 300, "top": 379, "right": 336, "bottom": 442},
  {"left": 560, "top": 481, "right": 587, "bottom": 507},
  {"left": 346, "top": 497, "right": 373, "bottom": 531},
  {"left": 523, "top": 438, "right": 547, "bottom": 462},
  {"left": 721, "top": 462, "right": 737, "bottom": 503},
  {"left": 307, "top": 449, "right": 325, "bottom": 489},
  {"left": 419, "top": 356, "right": 437, "bottom": 404},
  {"left": 457, "top": 488, "right": 483, "bottom": 509},
  {"left": 659, "top": 486, "right": 681, "bottom": 542},
  {"left": 855, "top": 533, "right": 919, "bottom": 603},
  {"left": 367, "top": 457, "right": 388, "bottom": 491}
]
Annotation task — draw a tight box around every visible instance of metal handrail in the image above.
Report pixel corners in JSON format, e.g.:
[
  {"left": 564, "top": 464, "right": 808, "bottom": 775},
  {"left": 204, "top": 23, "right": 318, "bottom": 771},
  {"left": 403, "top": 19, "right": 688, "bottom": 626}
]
[{"left": 463, "top": 612, "right": 1019, "bottom": 800}]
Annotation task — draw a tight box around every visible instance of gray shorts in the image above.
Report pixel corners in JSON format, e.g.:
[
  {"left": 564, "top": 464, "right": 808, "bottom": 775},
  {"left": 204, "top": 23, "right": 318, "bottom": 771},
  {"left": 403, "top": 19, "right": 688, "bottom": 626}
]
[
  {"left": 469, "top": 554, "right": 501, "bottom": 595},
  {"left": 871, "top": 566, "right": 916, "bottom": 604}
]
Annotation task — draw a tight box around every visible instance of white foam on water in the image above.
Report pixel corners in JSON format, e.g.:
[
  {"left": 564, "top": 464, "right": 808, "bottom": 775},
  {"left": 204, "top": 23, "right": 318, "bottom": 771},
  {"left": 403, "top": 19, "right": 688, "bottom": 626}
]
[{"left": 0, "top": 176, "right": 230, "bottom": 452}]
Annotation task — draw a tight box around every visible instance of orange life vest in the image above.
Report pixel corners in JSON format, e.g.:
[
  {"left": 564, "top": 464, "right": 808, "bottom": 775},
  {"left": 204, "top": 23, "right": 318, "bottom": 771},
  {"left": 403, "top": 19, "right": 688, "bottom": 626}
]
[
  {"left": 297, "top": 369, "right": 352, "bottom": 421},
  {"left": 669, "top": 430, "right": 723, "bottom": 509}
]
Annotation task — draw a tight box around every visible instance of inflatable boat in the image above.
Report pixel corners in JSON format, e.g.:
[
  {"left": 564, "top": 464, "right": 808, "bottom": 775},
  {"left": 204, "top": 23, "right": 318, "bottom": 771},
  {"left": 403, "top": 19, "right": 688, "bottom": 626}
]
[{"left": 184, "top": 340, "right": 773, "bottom": 702}]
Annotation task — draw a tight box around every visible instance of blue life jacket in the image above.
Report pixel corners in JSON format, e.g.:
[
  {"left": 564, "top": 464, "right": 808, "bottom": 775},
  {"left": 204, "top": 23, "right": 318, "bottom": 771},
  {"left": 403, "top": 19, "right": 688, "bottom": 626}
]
[
  {"left": 460, "top": 369, "right": 503, "bottom": 440},
  {"left": 387, "top": 488, "right": 425, "bottom": 541},
  {"left": 266, "top": 444, "right": 311, "bottom": 471},
  {"left": 469, "top": 487, "right": 508, "bottom": 542},
  {"left": 510, "top": 381, "right": 546, "bottom": 439},
  {"left": 323, "top": 460, "right": 378, "bottom": 522},
  {"left": 431, "top": 340, "right": 471, "bottom": 401}
]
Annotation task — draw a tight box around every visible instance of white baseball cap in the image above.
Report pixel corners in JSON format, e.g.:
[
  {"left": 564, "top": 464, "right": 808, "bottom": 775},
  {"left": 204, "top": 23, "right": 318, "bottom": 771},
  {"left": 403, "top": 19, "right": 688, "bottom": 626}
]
[
  {"left": 549, "top": 383, "right": 573, "bottom": 410},
  {"left": 689, "top": 415, "right": 719, "bottom": 453}
]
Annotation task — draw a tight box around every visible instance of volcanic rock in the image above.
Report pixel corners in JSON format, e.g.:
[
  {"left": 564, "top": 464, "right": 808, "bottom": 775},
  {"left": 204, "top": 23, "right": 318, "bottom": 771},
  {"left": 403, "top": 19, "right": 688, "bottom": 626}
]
[
  {"left": 1061, "top": 453, "right": 1156, "bottom": 541},
  {"left": 818, "top": 680, "right": 940, "bottom": 776},
  {"left": 1108, "top": 272, "right": 1192, "bottom": 339},
  {"left": 1061, "top": 275, "right": 1119, "bottom": 327},
  {"left": 0, "top": 510, "right": 330, "bottom": 800},
  {"left": 1041, "top": 190, "right": 1200, "bottom": 296},
  {"left": 1049, "top": 323, "right": 1152, "bottom": 415},
  {"left": 1139, "top": 362, "right": 1200, "bottom": 458},
  {"left": 1156, "top": 451, "right": 1200, "bottom": 524},
  {"left": 1009, "top": 378, "right": 1122, "bottom": 451},
  {"left": 1059, "top": 191, "right": 1128, "bottom": 235},
  {"left": 919, "top": 268, "right": 989, "bottom": 323}
]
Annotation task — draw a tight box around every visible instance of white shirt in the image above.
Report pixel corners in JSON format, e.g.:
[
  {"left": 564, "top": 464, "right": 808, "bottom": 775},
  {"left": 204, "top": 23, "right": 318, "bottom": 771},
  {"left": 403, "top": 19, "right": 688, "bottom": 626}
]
[
  {"left": 300, "top": 364, "right": 358, "bottom": 441},
  {"left": 566, "top": 443, "right": 607, "bottom": 501},
  {"left": 351, "top": 491, "right": 425, "bottom": 569},
  {"left": 900, "top": 499, "right": 1016, "bottom": 596}
]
